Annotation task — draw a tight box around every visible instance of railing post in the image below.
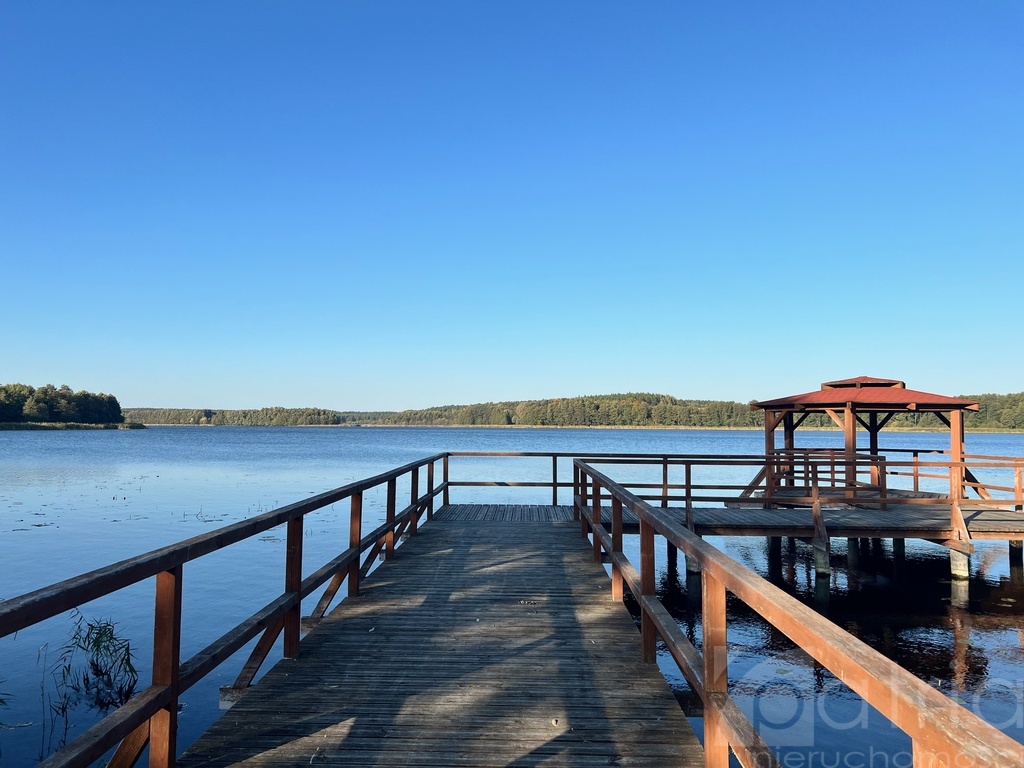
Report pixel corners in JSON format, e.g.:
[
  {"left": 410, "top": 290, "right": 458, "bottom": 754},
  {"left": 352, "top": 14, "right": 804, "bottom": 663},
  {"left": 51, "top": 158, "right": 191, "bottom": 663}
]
[
  {"left": 443, "top": 455, "right": 450, "bottom": 506},
  {"left": 385, "top": 478, "right": 396, "bottom": 559},
  {"left": 661, "top": 457, "right": 669, "bottom": 508},
  {"left": 410, "top": 466, "right": 419, "bottom": 535},
  {"left": 427, "top": 462, "right": 435, "bottom": 521},
  {"left": 348, "top": 491, "right": 363, "bottom": 597},
  {"left": 574, "top": 464, "right": 584, "bottom": 522},
  {"left": 878, "top": 456, "right": 888, "bottom": 511},
  {"left": 913, "top": 451, "right": 920, "bottom": 493},
  {"left": 580, "top": 471, "right": 590, "bottom": 537},
  {"left": 1016, "top": 464, "right": 1023, "bottom": 513},
  {"left": 592, "top": 479, "right": 602, "bottom": 561},
  {"left": 284, "top": 517, "right": 303, "bottom": 657},
  {"left": 812, "top": 479, "right": 830, "bottom": 578},
  {"left": 685, "top": 462, "right": 694, "bottom": 530},
  {"left": 552, "top": 455, "right": 559, "bottom": 506},
  {"left": 611, "top": 496, "right": 623, "bottom": 601},
  {"left": 640, "top": 517, "right": 656, "bottom": 663},
  {"left": 702, "top": 569, "right": 729, "bottom": 768},
  {"left": 150, "top": 565, "right": 182, "bottom": 768}
]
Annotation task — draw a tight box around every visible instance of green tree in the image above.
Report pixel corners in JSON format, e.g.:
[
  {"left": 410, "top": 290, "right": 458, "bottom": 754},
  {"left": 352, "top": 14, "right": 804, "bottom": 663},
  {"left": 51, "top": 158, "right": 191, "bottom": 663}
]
[{"left": 0, "top": 383, "right": 34, "bottom": 422}]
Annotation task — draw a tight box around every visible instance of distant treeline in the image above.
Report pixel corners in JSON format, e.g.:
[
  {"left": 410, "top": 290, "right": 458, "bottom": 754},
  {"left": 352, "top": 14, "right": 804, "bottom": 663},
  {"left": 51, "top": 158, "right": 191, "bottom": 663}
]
[
  {"left": 0, "top": 383, "right": 124, "bottom": 424},
  {"left": 123, "top": 407, "right": 393, "bottom": 427},
  {"left": 383, "top": 394, "right": 760, "bottom": 427},
  {"left": 124, "top": 391, "right": 1024, "bottom": 431}
]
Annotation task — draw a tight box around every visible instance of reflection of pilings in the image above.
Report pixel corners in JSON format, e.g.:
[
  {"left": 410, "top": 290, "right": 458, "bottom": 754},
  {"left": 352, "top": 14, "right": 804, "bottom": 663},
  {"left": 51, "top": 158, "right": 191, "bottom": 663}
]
[
  {"left": 950, "top": 608, "right": 970, "bottom": 692},
  {"left": 950, "top": 578, "right": 970, "bottom": 610},
  {"left": 1011, "top": 541, "right": 1024, "bottom": 587}
]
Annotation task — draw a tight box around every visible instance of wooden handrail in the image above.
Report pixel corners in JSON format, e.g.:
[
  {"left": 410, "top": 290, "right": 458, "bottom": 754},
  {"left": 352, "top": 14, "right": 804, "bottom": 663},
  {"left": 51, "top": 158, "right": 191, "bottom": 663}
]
[
  {"left": 574, "top": 459, "right": 1024, "bottom": 767},
  {"left": 445, "top": 452, "right": 1024, "bottom": 529},
  {"left": 1, "top": 453, "right": 447, "bottom": 768}
]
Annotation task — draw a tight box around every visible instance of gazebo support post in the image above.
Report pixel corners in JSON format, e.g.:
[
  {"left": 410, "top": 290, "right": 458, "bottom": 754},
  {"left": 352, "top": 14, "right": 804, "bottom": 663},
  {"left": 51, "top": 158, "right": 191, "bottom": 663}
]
[
  {"left": 782, "top": 412, "right": 795, "bottom": 487},
  {"left": 844, "top": 404, "right": 857, "bottom": 500},
  {"left": 950, "top": 409, "right": 965, "bottom": 500},
  {"left": 763, "top": 409, "right": 778, "bottom": 506}
]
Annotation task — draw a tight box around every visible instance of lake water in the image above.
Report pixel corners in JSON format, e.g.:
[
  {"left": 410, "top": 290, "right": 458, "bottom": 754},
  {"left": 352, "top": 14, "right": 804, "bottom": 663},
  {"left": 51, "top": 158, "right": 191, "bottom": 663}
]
[{"left": 1, "top": 427, "right": 1023, "bottom": 766}]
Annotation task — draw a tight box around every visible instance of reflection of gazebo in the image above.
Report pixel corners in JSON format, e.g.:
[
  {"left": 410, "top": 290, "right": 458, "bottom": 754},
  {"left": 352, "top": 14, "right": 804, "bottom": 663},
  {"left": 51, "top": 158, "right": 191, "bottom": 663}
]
[{"left": 751, "top": 377, "right": 980, "bottom": 499}]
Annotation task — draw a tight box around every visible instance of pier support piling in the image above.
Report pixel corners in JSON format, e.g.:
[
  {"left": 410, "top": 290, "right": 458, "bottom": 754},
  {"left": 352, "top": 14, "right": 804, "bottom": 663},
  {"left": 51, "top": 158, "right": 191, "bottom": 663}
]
[
  {"left": 950, "top": 579, "right": 970, "bottom": 610},
  {"left": 767, "top": 537, "right": 782, "bottom": 581},
  {"left": 1010, "top": 541, "right": 1023, "bottom": 586},
  {"left": 892, "top": 538, "right": 906, "bottom": 561},
  {"left": 685, "top": 535, "right": 701, "bottom": 574},
  {"left": 846, "top": 538, "right": 860, "bottom": 571},
  {"left": 950, "top": 549, "right": 971, "bottom": 581},
  {"left": 814, "top": 539, "right": 830, "bottom": 578},
  {"left": 892, "top": 538, "right": 906, "bottom": 584}
]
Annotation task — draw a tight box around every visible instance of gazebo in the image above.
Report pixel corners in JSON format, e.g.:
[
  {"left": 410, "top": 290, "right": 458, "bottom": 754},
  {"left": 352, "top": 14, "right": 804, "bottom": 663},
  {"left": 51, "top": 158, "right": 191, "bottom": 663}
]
[{"left": 751, "top": 376, "right": 980, "bottom": 499}]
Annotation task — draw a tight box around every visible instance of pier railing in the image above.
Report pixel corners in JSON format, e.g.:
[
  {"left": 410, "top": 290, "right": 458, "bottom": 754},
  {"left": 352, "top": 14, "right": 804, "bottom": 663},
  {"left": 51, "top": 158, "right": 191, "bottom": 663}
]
[
  {"left": 573, "top": 459, "right": 1024, "bottom": 768},
  {"left": 444, "top": 449, "right": 1024, "bottom": 512},
  {"left": 0, "top": 454, "right": 446, "bottom": 768},
  {"left": 4, "top": 449, "right": 1023, "bottom": 767}
]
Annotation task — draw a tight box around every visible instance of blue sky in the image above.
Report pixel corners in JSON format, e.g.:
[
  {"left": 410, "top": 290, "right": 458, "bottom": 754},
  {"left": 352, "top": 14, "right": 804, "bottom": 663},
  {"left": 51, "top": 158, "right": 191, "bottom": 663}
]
[{"left": 2, "top": 2, "right": 1023, "bottom": 410}]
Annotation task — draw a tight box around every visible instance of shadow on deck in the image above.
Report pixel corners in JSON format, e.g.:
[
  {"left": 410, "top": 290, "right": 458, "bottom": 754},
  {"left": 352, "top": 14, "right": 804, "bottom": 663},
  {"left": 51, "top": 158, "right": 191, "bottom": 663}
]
[{"left": 179, "top": 508, "right": 702, "bottom": 767}]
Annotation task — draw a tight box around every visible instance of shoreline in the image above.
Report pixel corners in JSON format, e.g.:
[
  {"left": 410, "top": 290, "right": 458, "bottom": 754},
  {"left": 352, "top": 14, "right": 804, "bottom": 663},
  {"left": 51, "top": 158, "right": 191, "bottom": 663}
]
[
  {"left": 123, "top": 423, "right": 1024, "bottom": 434},
  {"left": 0, "top": 421, "right": 145, "bottom": 431}
]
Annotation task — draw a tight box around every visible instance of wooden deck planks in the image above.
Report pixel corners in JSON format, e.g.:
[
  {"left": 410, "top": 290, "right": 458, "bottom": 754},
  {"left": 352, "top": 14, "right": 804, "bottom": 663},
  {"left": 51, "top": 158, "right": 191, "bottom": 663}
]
[
  {"left": 179, "top": 516, "right": 702, "bottom": 768},
  {"left": 541, "top": 500, "right": 1024, "bottom": 539}
]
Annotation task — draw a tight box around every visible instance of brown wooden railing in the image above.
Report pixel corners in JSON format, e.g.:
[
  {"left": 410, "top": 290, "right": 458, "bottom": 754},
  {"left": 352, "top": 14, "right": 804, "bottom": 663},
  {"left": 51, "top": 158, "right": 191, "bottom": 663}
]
[
  {"left": 5, "top": 450, "right": 1023, "bottom": 767},
  {"left": 0, "top": 454, "right": 446, "bottom": 768},
  {"left": 574, "top": 459, "right": 1024, "bottom": 768}
]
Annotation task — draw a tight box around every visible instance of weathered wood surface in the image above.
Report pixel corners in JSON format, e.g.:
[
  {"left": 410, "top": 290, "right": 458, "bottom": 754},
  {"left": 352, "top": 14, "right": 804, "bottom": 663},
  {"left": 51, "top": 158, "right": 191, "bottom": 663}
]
[
  {"left": 434, "top": 504, "right": 576, "bottom": 522},
  {"left": 487, "top": 497, "right": 1024, "bottom": 539},
  {"left": 179, "top": 515, "right": 701, "bottom": 767}
]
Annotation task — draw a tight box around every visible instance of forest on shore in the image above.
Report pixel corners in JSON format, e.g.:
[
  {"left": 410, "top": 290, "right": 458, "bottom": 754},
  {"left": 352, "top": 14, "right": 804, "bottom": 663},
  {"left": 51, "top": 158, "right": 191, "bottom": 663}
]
[
  {"left": 122, "top": 391, "right": 1024, "bottom": 431},
  {"left": 0, "top": 383, "right": 125, "bottom": 425}
]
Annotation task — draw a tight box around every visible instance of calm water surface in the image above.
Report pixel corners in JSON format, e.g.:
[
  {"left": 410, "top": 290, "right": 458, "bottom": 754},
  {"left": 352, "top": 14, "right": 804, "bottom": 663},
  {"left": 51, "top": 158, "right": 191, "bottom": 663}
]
[{"left": 1, "top": 427, "right": 1022, "bottom": 765}]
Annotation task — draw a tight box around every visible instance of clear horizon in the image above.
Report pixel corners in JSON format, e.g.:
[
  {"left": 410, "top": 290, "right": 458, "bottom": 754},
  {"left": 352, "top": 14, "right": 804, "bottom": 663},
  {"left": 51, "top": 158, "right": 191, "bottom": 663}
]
[{"left": 4, "top": 2, "right": 1022, "bottom": 411}]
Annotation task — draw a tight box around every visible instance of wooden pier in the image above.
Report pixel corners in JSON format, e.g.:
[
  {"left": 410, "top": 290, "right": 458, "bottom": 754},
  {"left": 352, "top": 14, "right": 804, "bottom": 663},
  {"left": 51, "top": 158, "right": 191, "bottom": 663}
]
[
  {"left": 179, "top": 511, "right": 701, "bottom": 767},
  {"left": 3, "top": 450, "right": 1023, "bottom": 768}
]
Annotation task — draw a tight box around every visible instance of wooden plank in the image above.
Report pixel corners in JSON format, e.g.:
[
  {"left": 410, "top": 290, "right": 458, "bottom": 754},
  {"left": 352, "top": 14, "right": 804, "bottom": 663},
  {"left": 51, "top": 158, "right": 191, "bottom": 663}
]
[{"left": 179, "top": 519, "right": 701, "bottom": 767}]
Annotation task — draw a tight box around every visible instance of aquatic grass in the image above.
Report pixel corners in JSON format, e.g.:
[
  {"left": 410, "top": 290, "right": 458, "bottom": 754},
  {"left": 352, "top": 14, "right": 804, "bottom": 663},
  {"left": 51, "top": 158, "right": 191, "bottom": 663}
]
[{"left": 36, "top": 610, "right": 139, "bottom": 758}]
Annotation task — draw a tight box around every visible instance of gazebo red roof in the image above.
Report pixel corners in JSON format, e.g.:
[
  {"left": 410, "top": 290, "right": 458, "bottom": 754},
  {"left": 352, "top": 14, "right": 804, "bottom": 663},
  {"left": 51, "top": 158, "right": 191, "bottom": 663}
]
[{"left": 752, "top": 377, "right": 978, "bottom": 412}]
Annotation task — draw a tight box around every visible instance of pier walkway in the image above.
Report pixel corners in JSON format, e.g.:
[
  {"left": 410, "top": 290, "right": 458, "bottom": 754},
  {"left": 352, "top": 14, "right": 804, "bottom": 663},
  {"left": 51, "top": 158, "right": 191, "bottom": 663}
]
[{"left": 179, "top": 509, "right": 701, "bottom": 767}]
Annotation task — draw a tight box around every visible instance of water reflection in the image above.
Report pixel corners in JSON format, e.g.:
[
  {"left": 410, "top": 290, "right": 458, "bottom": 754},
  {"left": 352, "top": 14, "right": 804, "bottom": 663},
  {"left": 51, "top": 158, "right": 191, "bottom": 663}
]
[{"left": 652, "top": 535, "right": 1024, "bottom": 757}]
